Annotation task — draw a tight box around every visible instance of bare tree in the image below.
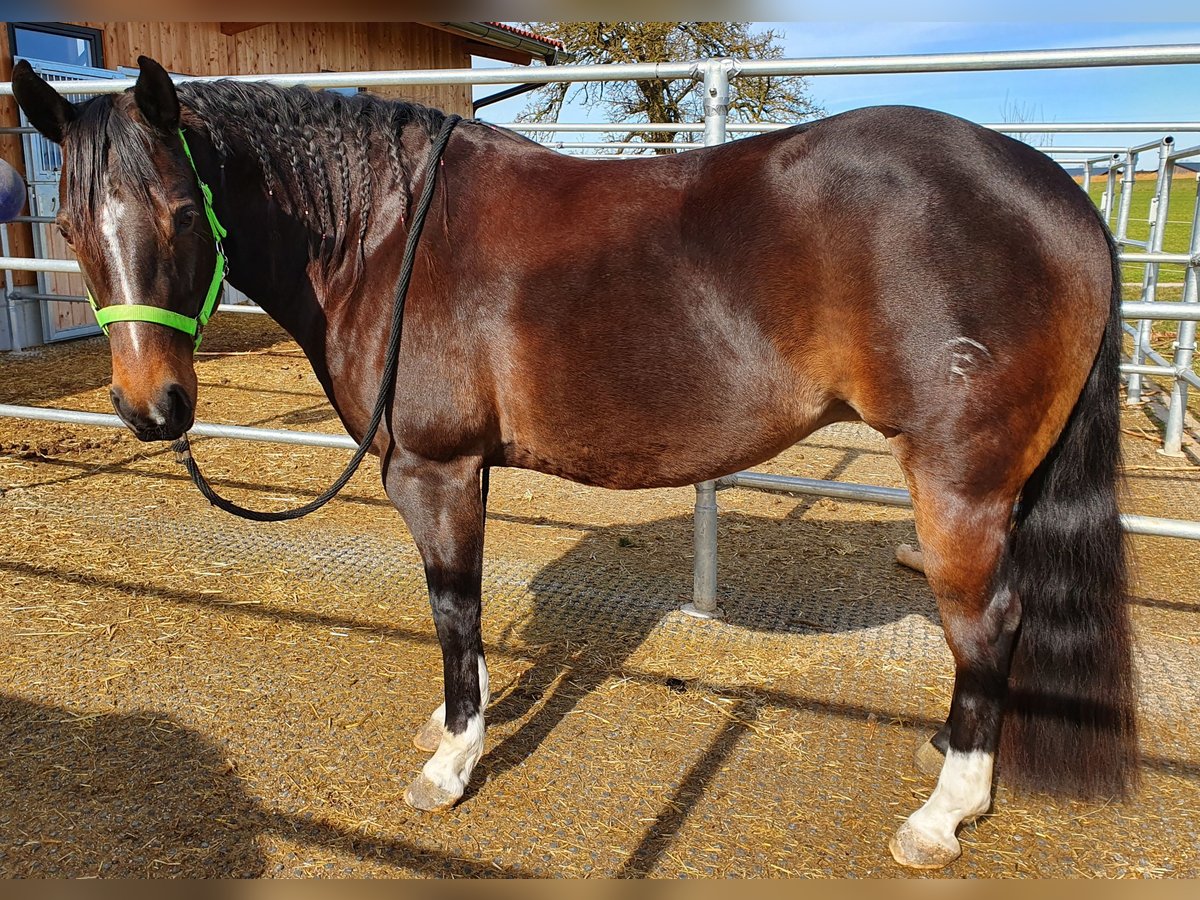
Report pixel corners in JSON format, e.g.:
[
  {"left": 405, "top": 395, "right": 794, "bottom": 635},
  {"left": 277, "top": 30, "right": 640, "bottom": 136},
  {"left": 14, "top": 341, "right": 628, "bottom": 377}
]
[
  {"left": 520, "top": 22, "right": 823, "bottom": 154},
  {"left": 999, "top": 92, "right": 1055, "bottom": 149}
]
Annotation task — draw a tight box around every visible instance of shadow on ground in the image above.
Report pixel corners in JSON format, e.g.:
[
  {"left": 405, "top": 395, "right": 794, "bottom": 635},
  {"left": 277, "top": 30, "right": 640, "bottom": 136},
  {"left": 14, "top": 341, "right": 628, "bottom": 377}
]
[
  {"left": 0, "top": 694, "right": 538, "bottom": 877},
  {"left": 473, "top": 508, "right": 940, "bottom": 808},
  {"left": 0, "top": 694, "right": 266, "bottom": 877}
]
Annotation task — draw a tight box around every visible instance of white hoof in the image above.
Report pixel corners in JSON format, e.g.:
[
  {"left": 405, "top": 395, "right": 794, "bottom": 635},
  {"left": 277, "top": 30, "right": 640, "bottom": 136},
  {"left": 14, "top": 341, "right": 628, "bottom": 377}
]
[
  {"left": 404, "top": 773, "right": 461, "bottom": 812},
  {"left": 895, "top": 542, "right": 926, "bottom": 574},
  {"left": 413, "top": 717, "right": 444, "bottom": 753},
  {"left": 889, "top": 821, "right": 961, "bottom": 869}
]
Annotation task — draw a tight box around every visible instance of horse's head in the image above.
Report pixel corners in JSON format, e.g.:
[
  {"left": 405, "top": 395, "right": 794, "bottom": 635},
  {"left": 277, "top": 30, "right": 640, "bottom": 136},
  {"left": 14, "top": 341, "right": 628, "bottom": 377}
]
[{"left": 13, "top": 56, "right": 221, "bottom": 442}]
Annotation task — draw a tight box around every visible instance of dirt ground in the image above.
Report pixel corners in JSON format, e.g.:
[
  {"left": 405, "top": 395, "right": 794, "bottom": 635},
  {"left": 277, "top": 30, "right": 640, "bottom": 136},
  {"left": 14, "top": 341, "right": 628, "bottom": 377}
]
[{"left": 0, "top": 315, "right": 1197, "bottom": 878}]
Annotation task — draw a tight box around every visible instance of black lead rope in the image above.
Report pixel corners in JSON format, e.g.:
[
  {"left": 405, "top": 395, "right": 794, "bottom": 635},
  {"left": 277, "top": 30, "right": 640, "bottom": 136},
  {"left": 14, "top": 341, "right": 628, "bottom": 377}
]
[{"left": 171, "top": 114, "right": 461, "bottom": 523}]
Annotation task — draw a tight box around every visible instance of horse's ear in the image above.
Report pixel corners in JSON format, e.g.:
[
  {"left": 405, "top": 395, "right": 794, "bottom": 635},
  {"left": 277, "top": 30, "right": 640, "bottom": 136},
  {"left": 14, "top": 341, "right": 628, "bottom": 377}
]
[
  {"left": 133, "top": 55, "right": 179, "bottom": 134},
  {"left": 11, "top": 59, "right": 77, "bottom": 144}
]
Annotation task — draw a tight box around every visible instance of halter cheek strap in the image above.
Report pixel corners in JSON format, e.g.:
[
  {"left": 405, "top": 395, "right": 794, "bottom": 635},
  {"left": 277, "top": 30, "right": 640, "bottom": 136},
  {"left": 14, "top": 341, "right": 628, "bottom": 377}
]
[{"left": 86, "top": 128, "right": 228, "bottom": 350}]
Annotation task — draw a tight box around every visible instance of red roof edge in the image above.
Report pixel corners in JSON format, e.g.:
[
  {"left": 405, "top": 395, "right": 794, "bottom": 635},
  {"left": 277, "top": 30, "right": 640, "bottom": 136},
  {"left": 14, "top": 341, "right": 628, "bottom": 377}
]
[{"left": 483, "top": 22, "right": 564, "bottom": 50}]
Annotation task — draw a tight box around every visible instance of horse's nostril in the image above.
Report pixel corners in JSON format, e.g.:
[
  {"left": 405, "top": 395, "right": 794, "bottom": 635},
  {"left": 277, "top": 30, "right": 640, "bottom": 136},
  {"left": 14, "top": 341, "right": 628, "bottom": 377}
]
[
  {"left": 166, "top": 382, "right": 190, "bottom": 410},
  {"left": 163, "top": 382, "right": 195, "bottom": 432},
  {"left": 109, "top": 385, "right": 135, "bottom": 424}
]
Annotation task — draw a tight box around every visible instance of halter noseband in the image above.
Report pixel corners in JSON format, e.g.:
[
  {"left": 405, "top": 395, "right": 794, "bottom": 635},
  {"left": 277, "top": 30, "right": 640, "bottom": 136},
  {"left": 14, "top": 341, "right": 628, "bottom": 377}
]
[{"left": 86, "top": 128, "right": 228, "bottom": 350}]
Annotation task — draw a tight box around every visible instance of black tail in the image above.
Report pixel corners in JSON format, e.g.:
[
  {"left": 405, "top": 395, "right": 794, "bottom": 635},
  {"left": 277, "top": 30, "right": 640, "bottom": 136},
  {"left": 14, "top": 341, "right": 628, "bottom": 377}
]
[{"left": 998, "top": 229, "right": 1139, "bottom": 798}]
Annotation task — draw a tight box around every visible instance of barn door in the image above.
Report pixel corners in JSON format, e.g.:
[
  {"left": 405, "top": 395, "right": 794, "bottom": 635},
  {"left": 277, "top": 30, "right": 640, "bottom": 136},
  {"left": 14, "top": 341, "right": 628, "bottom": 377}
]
[{"left": 16, "top": 58, "right": 123, "bottom": 341}]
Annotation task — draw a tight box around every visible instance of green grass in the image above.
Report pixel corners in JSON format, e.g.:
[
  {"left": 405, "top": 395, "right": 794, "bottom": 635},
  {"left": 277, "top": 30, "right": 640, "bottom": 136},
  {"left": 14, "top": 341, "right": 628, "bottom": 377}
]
[{"left": 1086, "top": 176, "right": 1197, "bottom": 299}]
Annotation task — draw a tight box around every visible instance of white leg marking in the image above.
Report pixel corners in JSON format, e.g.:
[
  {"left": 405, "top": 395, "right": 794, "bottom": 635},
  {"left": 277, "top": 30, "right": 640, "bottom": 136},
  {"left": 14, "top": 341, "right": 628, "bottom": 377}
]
[
  {"left": 420, "top": 654, "right": 489, "bottom": 797},
  {"left": 478, "top": 653, "right": 490, "bottom": 708},
  {"left": 904, "top": 749, "right": 993, "bottom": 849},
  {"left": 425, "top": 655, "right": 488, "bottom": 728},
  {"left": 422, "top": 712, "right": 485, "bottom": 797}
]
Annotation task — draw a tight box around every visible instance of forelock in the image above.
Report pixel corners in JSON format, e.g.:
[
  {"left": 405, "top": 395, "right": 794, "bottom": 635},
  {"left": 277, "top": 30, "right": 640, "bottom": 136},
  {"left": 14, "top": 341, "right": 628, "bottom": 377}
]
[{"left": 63, "top": 93, "right": 166, "bottom": 238}]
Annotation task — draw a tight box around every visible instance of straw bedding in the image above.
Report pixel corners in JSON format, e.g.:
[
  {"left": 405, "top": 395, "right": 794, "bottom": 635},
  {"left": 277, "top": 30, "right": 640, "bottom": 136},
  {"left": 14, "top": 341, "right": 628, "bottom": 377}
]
[{"left": 0, "top": 315, "right": 1197, "bottom": 877}]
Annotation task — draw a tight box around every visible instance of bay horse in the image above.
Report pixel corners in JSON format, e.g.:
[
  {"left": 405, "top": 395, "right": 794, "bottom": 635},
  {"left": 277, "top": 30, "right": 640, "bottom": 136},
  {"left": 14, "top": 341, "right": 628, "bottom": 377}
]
[{"left": 12, "top": 57, "right": 1137, "bottom": 869}]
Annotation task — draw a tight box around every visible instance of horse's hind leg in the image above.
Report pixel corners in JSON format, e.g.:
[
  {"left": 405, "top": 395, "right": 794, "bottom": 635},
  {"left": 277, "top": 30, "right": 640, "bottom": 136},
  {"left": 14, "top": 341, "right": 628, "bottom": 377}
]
[
  {"left": 885, "top": 468, "right": 1020, "bottom": 869},
  {"left": 384, "top": 456, "right": 489, "bottom": 812}
]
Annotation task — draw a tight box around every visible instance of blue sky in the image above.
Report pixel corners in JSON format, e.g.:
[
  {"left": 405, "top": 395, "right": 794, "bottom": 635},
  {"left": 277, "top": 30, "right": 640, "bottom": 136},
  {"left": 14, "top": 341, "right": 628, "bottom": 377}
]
[{"left": 472, "top": 22, "right": 1200, "bottom": 166}]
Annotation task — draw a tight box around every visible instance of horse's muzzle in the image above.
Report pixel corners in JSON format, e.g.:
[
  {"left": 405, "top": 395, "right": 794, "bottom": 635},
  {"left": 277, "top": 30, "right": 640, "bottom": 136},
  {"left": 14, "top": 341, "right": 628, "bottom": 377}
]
[{"left": 109, "top": 382, "right": 194, "bottom": 442}]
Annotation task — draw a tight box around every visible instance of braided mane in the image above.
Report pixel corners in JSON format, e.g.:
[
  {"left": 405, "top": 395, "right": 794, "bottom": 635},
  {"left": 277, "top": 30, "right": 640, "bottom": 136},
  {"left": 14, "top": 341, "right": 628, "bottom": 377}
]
[
  {"left": 60, "top": 79, "right": 449, "bottom": 291},
  {"left": 177, "top": 80, "right": 448, "bottom": 277}
]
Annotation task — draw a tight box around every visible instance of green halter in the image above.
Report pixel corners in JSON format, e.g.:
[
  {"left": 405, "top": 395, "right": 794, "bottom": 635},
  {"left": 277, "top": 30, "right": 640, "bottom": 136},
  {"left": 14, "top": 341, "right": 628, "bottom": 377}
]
[{"left": 86, "top": 128, "right": 228, "bottom": 349}]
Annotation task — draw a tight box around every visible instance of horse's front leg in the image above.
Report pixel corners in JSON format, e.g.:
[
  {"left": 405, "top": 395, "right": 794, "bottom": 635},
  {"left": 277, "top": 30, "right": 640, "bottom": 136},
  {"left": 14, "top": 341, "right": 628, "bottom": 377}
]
[{"left": 384, "top": 455, "right": 489, "bottom": 812}]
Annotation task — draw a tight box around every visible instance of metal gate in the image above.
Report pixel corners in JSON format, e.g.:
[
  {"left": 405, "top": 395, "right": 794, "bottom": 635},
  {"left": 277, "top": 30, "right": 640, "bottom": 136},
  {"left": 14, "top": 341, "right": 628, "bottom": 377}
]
[{"left": 17, "top": 58, "right": 123, "bottom": 341}]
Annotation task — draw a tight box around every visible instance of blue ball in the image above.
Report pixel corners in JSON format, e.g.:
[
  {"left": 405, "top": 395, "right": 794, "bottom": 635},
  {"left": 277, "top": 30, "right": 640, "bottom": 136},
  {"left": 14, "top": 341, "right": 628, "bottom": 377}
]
[{"left": 0, "top": 159, "right": 28, "bottom": 223}]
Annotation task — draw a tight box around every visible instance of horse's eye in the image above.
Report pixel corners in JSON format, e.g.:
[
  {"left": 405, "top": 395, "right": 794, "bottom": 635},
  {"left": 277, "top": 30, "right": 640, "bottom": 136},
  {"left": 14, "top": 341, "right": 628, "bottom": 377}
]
[
  {"left": 55, "top": 222, "right": 72, "bottom": 244},
  {"left": 174, "top": 207, "right": 199, "bottom": 234}
]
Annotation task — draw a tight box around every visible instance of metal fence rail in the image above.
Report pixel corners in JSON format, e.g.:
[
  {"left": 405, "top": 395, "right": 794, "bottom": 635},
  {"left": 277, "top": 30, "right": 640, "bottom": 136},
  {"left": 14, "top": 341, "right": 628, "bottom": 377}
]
[
  {"left": 501, "top": 121, "right": 1200, "bottom": 134},
  {"left": 2, "top": 402, "right": 1196, "bottom": 545},
  {"left": 718, "top": 471, "right": 1200, "bottom": 541},
  {"left": 3, "top": 43, "right": 1199, "bottom": 97}
]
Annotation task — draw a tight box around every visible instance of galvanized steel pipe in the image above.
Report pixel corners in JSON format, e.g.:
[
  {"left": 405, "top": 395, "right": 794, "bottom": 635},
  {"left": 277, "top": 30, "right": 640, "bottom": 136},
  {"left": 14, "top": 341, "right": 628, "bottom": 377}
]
[
  {"left": 1127, "top": 138, "right": 1176, "bottom": 404},
  {"left": 686, "top": 58, "right": 735, "bottom": 617},
  {"left": 6, "top": 44, "right": 1200, "bottom": 97},
  {"left": 1162, "top": 179, "right": 1200, "bottom": 455},
  {"left": 715, "top": 472, "right": 1200, "bottom": 540},
  {"left": 1, "top": 226, "right": 22, "bottom": 353},
  {"left": 0, "top": 403, "right": 356, "bottom": 450},
  {"left": 502, "top": 122, "right": 1200, "bottom": 135}
]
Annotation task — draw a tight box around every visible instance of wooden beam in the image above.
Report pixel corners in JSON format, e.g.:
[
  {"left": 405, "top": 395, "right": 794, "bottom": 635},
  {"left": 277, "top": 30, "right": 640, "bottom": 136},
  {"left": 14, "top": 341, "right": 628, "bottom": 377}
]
[
  {"left": 423, "top": 23, "right": 540, "bottom": 65},
  {"left": 463, "top": 39, "right": 532, "bottom": 67},
  {"left": 220, "top": 23, "right": 266, "bottom": 37}
]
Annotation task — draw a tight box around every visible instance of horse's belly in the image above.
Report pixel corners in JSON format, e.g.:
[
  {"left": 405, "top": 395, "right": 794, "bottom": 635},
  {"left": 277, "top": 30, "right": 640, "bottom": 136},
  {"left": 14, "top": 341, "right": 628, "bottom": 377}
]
[
  {"left": 496, "top": 287, "right": 844, "bottom": 489},
  {"left": 499, "top": 387, "right": 846, "bottom": 490}
]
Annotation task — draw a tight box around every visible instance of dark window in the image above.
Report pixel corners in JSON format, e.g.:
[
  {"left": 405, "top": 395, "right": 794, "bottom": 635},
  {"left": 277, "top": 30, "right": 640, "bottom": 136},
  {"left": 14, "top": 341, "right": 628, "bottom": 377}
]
[{"left": 8, "top": 22, "right": 103, "bottom": 68}]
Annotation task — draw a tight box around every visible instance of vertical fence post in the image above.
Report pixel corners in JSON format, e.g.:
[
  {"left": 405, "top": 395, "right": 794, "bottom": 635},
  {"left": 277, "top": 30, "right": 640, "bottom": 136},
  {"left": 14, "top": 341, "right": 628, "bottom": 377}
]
[
  {"left": 1114, "top": 150, "right": 1138, "bottom": 396},
  {"left": 684, "top": 57, "right": 735, "bottom": 620},
  {"left": 1128, "top": 137, "right": 1175, "bottom": 406},
  {"left": 1114, "top": 150, "right": 1137, "bottom": 246},
  {"left": 1, "top": 225, "right": 22, "bottom": 353},
  {"left": 1083, "top": 160, "right": 1093, "bottom": 197},
  {"left": 1162, "top": 174, "right": 1200, "bottom": 456},
  {"left": 686, "top": 479, "right": 721, "bottom": 618},
  {"left": 1101, "top": 154, "right": 1119, "bottom": 222}
]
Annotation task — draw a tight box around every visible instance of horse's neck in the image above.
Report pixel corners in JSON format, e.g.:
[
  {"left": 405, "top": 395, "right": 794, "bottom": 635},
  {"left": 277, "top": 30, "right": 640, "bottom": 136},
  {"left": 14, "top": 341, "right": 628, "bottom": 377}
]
[
  {"left": 194, "top": 140, "right": 363, "bottom": 354},
  {"left": 185, "top": 94, "right": 436, "bottom": 346},
  {"left": 190, "top": 112, "right": 426, "bottom": 409}
]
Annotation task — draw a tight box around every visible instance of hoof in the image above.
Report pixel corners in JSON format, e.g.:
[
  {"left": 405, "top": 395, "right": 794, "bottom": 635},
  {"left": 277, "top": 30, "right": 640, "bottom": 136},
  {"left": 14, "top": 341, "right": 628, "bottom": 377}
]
[
  {"left": 895, "top": 543, "right": 926, "bottom": 574},
  {"left": 413, "top": 718, "right": 444, "bottom": 752},
  {"left": 914, "top": 737, "right": 946, "bottom": 777},
  {"left": 889, "top": 822, "right": 961, "bottom": 869},
  {"left": 403, "top": 774, "right": 460, "bottom": 812}
]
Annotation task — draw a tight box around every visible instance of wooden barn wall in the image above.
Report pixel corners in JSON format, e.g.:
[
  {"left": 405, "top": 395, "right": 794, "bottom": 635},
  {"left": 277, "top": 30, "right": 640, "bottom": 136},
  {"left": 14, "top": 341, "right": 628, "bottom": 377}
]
[
  {"left": 0, "top": 22, "right": 476, "bottom": 293},
  {"left": 75, "top": 22, "right": 474, "bottom": 114}
]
